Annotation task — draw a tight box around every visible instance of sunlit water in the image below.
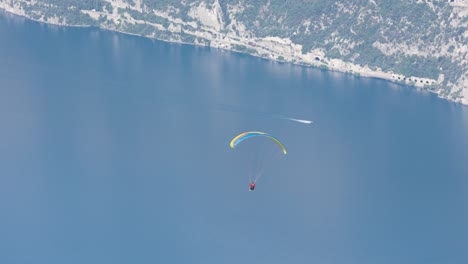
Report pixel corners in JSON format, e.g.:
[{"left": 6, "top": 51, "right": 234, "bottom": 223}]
[{"left": 1, "top": 11, "right": 467, "bottom": 264}]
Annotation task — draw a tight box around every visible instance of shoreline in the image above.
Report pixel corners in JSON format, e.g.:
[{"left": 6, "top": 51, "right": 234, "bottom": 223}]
[{"left": 0, "top": 6, "right": 465, "bottom": 106}]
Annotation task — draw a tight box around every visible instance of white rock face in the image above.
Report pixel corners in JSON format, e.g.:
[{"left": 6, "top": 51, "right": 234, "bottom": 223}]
[
  {"left": 188, "top": 0, "right": 224, "bottom": 31},
  {"left": 0, "top": 0, "right": 25, "bottom": 16},
  {"left": 463, "top": 89, "right": 468, "bottom": 105},
  {"left": 104, "top": 0, "right": 130, "bottom": 9},
  {"left": 132, "top": 0, "right": 143, "bottom": 12}
]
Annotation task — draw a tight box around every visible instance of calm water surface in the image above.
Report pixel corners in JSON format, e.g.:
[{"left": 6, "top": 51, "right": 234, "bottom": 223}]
[{"left": 1, "top": 11, "right": 467, "bottom": 264}]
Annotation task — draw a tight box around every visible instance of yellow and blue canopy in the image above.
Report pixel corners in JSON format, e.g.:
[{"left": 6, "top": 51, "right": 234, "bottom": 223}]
[{"left": 229, "top": 131, "right": 287, "bottom": 154}]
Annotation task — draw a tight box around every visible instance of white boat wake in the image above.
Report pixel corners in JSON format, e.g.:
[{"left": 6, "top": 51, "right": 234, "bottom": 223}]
[
  {"left": 214, "top": 103, "right": 313, "bottom": 125},
  {"left": 280, "top": 117, "right": 313, "bottom": 124}
]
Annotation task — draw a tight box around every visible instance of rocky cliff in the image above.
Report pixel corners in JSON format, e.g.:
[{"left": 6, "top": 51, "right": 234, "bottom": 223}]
[{"left": 1, "top": 0, "right": 466, "bottom": 105}]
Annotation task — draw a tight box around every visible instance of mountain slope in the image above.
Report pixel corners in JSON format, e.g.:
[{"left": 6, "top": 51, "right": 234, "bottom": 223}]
[{"left": 1, "top": 0, "right": 466, "bottom": 104}]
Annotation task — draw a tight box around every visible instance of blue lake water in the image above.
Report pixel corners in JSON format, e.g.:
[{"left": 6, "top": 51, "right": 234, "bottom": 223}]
[{"left": 1, "top": 11, "right": 467, "bottom": 264}]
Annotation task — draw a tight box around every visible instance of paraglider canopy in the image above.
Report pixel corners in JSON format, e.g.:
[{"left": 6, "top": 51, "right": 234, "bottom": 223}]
[{"left": 230, "top": 131, "right": 287, "bottom": 154}]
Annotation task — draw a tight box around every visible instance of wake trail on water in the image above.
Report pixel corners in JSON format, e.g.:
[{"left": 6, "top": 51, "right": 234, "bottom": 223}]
[
  {"left": 278, "top": 117, "right": 313, "bottom": 124},
  {"left": 213, "top": 103, "right": 313, "bottom": 125},
  {"left": 154, "top": 97, "right": 313, "bottom": 124}
]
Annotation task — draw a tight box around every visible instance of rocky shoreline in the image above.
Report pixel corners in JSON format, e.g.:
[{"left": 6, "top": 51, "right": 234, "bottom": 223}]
[{"left": 1, "top": 0, "right": 466, "bottom": 105}]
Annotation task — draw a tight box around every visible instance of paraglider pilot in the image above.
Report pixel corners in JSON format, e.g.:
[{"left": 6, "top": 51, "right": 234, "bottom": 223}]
[{"left": 249, "top": 183, "right": 256, "bottom": 191}]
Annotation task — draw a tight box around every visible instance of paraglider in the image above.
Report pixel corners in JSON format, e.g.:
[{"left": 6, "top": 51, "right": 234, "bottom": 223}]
[
  {"left": 230, "top": 131, "right": 287, "bottom": 191},
  {"left": 230, "top": 131, "right": 287, "bottom": 154}
]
